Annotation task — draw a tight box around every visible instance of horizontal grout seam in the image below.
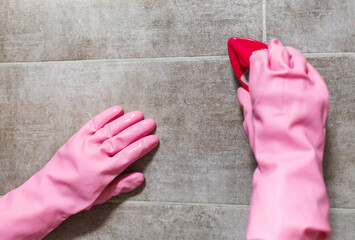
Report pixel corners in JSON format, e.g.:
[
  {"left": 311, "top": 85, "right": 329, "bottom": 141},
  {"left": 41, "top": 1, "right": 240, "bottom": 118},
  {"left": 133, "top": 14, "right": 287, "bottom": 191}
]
[
  {"left": 109, "top": 199, "right": 250, "bottom": 209},
  {"left": 303, "top": 52, "right": 355, "bottom": 58},
  {"left": 0, "top": 55, "right": 229, "bottom": 66},
  {"left": 0, "top": 194, "right": 354, "bottom": 212},
  {"left": 0, "top": 52, "right": 354, "bottom": 66},
  {"left": 108, "top": 199, "right": 355, "bottom": 213}
]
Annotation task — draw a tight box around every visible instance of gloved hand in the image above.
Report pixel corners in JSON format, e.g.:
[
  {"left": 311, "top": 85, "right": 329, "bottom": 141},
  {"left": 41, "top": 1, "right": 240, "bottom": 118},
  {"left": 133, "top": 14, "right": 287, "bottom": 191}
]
[
  {"left": 0, "top": 106, "right": 158, "bottom": 240},
  {"left": 237, "top": 39, "right": 331, "bottom": 239}
]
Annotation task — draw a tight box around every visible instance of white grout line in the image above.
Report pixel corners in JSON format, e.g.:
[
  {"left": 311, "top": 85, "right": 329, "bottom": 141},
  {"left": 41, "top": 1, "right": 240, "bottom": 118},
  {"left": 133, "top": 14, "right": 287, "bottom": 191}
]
[
  {"left": 109, "top": 199, "right": 250, "bottom": 209},
  {"left": 0, "top": 52, "right": 353, "bottom": 66},
  {"left": 303, "top": 52, "right": 355, "bottom": 58},
  {"left": 107, "top": 199, "right": 355, "bottom": 213},
  {"left": 262, "top": 0, "right": 267, "bottom": 43},
  {"left": 0, "top": 55, "right": 229, "bottom": 66},
  {"left": 1, "top": 194, "right": 355, "bottom": 212},
  {"left": 329, "top": 208, "right": 355, "bottom": 213}
]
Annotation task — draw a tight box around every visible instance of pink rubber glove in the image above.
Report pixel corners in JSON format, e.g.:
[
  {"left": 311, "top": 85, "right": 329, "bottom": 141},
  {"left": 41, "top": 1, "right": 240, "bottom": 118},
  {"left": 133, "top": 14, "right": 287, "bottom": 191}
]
[
  {"left": 237, "top": 39, "right": 331, "bottom": 239},
  {"left": 0, "top": 106, "right": 158, "bottom": 239}
]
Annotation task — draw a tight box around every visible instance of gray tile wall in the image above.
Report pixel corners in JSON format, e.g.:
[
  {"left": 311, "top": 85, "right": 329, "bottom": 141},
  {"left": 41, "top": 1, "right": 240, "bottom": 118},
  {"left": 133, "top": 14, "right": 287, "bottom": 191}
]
[
  {"left": 0, "top": 0, "right": 263, "bottom": 62},
  {"left": 0, "top": 0, "right": 354, "bottom": 239},
  {"left": 267, "top": 0, "right": 355, "bottom": 53}
]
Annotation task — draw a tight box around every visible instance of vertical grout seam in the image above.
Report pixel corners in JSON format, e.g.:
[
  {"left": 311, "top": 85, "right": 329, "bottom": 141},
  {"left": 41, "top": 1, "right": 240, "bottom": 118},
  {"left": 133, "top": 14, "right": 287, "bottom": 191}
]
[{"left": 262, "top": 0, "right": 267, "bottom": 42}]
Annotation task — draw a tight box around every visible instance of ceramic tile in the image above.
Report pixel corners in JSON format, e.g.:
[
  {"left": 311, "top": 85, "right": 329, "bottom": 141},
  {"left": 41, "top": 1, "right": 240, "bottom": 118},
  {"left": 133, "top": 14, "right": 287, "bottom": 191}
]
[
  {"left": 308, "top": 56, "right": 355, "bottom": 208},
  {"left": 0, "top": 0, "right": 263, "bottom": 62},
  {"left": 266, "top": 0, "right": 355, "bottom": 52},
  {"left": 45, "top": 201, "right": 249, "bottom": 240},
  {"left": 329, "top": 209, "right": 355, "bottom": 240},
  {"left": 44, "top": 202, "right": 355, "bottom": 239},
  {"left": 0, "top": 58, "right": 254, "bottom": 205}
]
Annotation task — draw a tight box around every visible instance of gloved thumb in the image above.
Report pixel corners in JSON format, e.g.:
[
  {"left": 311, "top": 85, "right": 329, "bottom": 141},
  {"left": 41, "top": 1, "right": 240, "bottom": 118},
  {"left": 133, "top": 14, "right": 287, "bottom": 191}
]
[
  {"left": 92, "top": 172, "right": 145, "bottom": 206},
  {"left": 237, "top": 87, "right": 254, "bottom": 144}
]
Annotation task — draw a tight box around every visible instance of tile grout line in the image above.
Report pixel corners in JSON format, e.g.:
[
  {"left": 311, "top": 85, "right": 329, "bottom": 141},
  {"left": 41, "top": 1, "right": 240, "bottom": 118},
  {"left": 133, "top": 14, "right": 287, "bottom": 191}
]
[
  {"left": 262, "top": 0, "right": 267, "bottom": 43},
  {"left": 303, "top": 52, "right": 355, "bottom": 57},
  {"left": 109, "top": 200, "right": 250, "bottom": 209},
  {"left": 106, "top": 200, "right": 355, "bottom": 212},
  {"left": 0, "top": 52, "right": 354, "bottom": 66},
  {"left": 0, "top": 55, "right": 229, "bottom": 66},
  {"left": 1, "top": 193, "right": 353, "bottom": 212}
]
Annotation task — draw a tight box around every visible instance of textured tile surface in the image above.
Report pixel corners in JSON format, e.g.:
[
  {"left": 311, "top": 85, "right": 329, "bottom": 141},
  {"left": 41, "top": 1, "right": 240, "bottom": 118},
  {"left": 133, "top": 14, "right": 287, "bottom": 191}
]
[
  {"left": 1, "top": 0, "right": 354, "bottom": 239},
  {"left": 0, "top": 58, "right": 255, "bottom": 205},
  {"left": 1, "top": 56, "right": 354, "bottom": 209},
  {"left": 266, "top": 0, "right": 355, "bottom": 53},
  {"left": 45, "top": 201, "right": 249, "bottom": 240},
  {"left": 308, "top": 56, "right": 355, "bottom": 208},
  {"left": 0, "top": 0, "right": 262, "bottom": 62},
  {"left": 44, "top": 202, "right": 355, "bottom": 240},
  {"left": 329, "top": 209, "right": 355, "bottom": 239}
]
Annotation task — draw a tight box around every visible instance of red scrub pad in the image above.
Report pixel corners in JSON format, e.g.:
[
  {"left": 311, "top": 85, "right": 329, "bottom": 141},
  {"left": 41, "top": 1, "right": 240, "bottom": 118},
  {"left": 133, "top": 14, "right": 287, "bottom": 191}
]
[{"left": 228, "top": 37, "right": 267, "bottom": 91}]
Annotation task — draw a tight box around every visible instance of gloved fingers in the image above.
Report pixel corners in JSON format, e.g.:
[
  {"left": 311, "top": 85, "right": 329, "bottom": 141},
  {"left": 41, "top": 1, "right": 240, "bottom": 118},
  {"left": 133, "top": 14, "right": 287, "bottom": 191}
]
[
  {"left": 94, "top": 111, "right": 144, "bottom": 141},
  {"left": 101, "top": 119, "right": 156, "bottom": 156},
  {"left": 92, "top": 172, "right": 144, "bottom": 206},
  {"left": 267, "top": 38, "right": 291, "bottom": 71},
  {"left": 306, "top": 63, "right": 330, "bottom": 124},
  {"left": 306, "top": 63, "right": 330, "bottom": 101},
  {"left": 248, "top": 49, "right": 268, "bottom": 93},
  {"left": 237, "top": 87, "right": 254, "bottom": 142},
  {"left": 111, "top": 135, "right": 159, "bottom": 173},
  {"left": 237, "top": 87, "right": 252, "bottom": 112},
  {"left": 84, "top": 106, "right": 124, "bottom": 134},
  {"left": 285, "top": 46, "right": 329, "bottom": 115},
  {"left": 285, "top": 46, "right": 308, "bottom": 75},
  {"left": 249, "top": 39, "right": 306, "bottom": 99}
]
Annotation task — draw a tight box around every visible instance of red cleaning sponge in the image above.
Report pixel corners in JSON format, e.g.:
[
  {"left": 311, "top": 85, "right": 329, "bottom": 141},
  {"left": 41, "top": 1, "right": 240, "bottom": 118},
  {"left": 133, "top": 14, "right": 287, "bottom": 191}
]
[{"left": 228, "top": 37, "right": 267, "bottom": 91}]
